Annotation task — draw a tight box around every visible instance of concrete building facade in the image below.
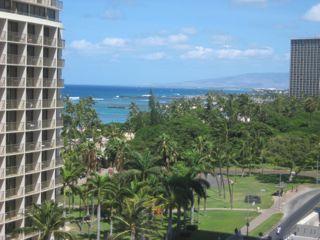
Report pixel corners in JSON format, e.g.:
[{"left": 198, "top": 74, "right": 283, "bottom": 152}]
[
  {"left": 290, "top": 39, "right": 320, "bottom": 98},
  {"left": 0, "top": 0, "right": 64, "bottom": 239}
]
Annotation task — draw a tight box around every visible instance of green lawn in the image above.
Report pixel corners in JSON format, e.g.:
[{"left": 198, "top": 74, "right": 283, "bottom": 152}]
[
  {"left": 197, "top": 210, "right": 258, "bottom": 233},
  {"left": 189, "top": 210, "right": 259, "bottom": 240},
  {"left": 250, "top": 213, "right": 283, "bottom": 237},
  {"left": 203, "top": 175, "right": 277, "bottom": 209},
  {"left": 202, "top": 174, "right": 315, "bottom": 210}
]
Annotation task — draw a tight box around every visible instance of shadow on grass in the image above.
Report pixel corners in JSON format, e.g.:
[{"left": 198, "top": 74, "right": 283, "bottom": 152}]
[
  {"left": 256, "top": 174, "right": 314, "bottom": 185},
  {"left": 175, "top": 230, "right": 260, "bottom": 240}
]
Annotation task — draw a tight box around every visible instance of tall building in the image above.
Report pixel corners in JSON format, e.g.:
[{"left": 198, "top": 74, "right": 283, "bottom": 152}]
[
  {"left": 290, "top": 38, "right": 320, "bottom": 98},
  {"left": 0, "top": 0, "right": 64, "bottom": 239}
]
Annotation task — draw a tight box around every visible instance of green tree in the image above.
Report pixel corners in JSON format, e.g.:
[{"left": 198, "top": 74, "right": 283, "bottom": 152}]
[
  {"left": 304, "top": 97, "right": 318, "bottom": 126},
  {"left": 17, "top": 201, "right": 74, "bottom": 240},
  {"left": 87, "top": 173, "right": 116, "bottom": 240}
]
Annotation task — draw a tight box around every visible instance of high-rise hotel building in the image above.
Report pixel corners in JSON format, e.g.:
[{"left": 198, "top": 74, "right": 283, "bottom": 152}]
[
  {"left": 290, "top": 39, "right": 320, "bottom": 98},
  {"left": 0, "top": 0, "right": 64, "bottom": 239}
]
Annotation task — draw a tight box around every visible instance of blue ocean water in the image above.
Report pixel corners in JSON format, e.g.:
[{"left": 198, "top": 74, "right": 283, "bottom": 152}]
[{"left": 62, "top": 85, "right": 249, "bottom": 123}]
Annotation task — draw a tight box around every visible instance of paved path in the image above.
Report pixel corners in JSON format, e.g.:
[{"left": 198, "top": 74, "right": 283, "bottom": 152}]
[{"left": 239, "top": 186, "right": 311, "bottom": 235}]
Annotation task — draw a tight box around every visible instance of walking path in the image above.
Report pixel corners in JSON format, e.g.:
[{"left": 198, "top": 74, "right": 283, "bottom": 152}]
[{"left": 239, "top": 185, "right": 311, "bottom": 234}]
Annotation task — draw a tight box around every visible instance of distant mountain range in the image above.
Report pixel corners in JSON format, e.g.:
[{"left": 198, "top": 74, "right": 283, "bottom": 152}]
[{"left": 162, "top": 72, "right": 289, "bottom": 90}]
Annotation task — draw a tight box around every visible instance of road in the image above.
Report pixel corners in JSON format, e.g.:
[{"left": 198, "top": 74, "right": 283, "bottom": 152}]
[{"left": 268, "top": 189, "right": 320, "bottom": 240}]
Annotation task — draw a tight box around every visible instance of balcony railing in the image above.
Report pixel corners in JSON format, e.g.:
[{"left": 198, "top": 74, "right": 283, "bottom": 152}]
[
  {"left": 22, "top": 0, "right": 63, "bottom": 9},
  {"left": 0, "top": 123, "right": 5, "bottom": 132},
  {"left": 43, "top": 58, "right": 56, "bottom": 67},
  {"left": 44, "top": 37, "right": 56, "bottom": 47},
  {"left": 26, "top": 99, "right": 41, "bottom": 109},
  {"left": 0, "top": 212, "right": 4, "bottom": 223},
  {"left": 5, "top": 209, "right": 24, "bottom": 221},
  {"left": 0, "top": 54, "right": 6, "bottom": 64},
  {"left": 27, "top": 34, "right": 42, "bottom": 45},
  {"left": 42, "top": 99, "right": 55, "bottom": 108},
  {"left": 56, "top": 119, "right": 63, "bottom": 127},
  {"left": 26, "top": 141, "right": 41, "bottom": 152},
  {"left": 6, "top": 100, "right": 25, "bottom": 110},
  {"left": 56, "top": 157, "right": 63, "bottom": 166},
  {"left": 0, "top": 147, "right": 5, "bottom": 156},
  {"left": 56, "top": 139, "right": 63, "bottom": 148},
  {"left": 42, "top": 160, "right": 54, "bottom": 169},
  {"left": 42, "top": 140, "right": 55, "bottom": 149},
  {"left": 58, "top": 39, "right": 65, "bottom": 48},
  {"left": 6, "top": 143, "right": 24, "bottom": 154},
  {"left": 7, "top": 77, "right": 25, "bottom": 87},
  {"left": 6, "top": 187, "right": 24, "bottom": 199},
  {"left": 25, "top": 162, "right": 41, "bottom": 173},
  {"left": 57, "top": 78, "right": 64, "bottom": 87},
  {"left": 55, "top": 177, "right": 63, "bottom": 186},
  {"left": 0, "top": 77, "right": 5, "bottom": 87},
  {"left": 27, "top": 56, "right": 42, "bottom": 66},
  {"left": 57, "top": 59, "right": 65, "bottom": 68},
  {"left": 43, "top": 78, "right": 56, "bottom": 87},
  {"left": 0, "top": 31, "right": 6, "bottom": 41},
  {"left": 25, "top": 183, "right": 40, "bottom": 194},
  {"left": 6, "top": 122, "right": 24, "bottom": 132},
  {"left": 6, "top": 165, "right": 24, "bottom": 176},
  {"left": 0, "top": 168, "right": 5, "bottom": 178},
  {"left": 42, "top": 180, "right": 54, "bottom": 190},
  {"left": 0, "top": 100, "right": 5, "bottom": 110},
  {"left": 42, "top": 119, "right": 55, "bottom": 128},
  {"left": 26, "top": 120, "right": 41, "bottom": 130},
  {"left": 27, "top": 77, "right": 42, "bottom": 87},
  {"left": 7, "top": 54, "right": 26, "bottom": 65},
  {"left": 8, "top": 32, "right": 26, "bottom": 43},
  {"left": 56, "top": 100, "right": 63, "bottom": 108}
]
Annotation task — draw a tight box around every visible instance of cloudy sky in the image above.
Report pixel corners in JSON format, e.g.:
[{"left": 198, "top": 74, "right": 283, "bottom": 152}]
[{"left": 62, "top": 0, "right": 320, "bottom": 86}]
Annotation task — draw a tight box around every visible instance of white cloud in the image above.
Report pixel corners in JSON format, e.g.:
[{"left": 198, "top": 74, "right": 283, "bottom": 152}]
[
  {"left": 304, "top": 3, "right": 320, "bottom": 22},
  {"left": 168, "top": 34, "right": 188, "bottom": 43},
  {"left": 102, "top": 37, "right": 128, "bottom": 47},
  {"left": 212, "top": 34, "right": 233, "bottom": 45},
  {"left": 70, "top": 40, "right": 96, "bottom": 50},
  {"left": 216, "top": 47, "right": 274, "bottom": 59},
  {"left": 137, "top": 36, "right": 166, "bottom": 46},
  {"left": 181, "top": 27, "right": 197, "bottom": 35},
  {"left": 181, "top": 46, "right": 213, "bottom": 59},
  {"left": 103, "top": 9, "right": 123, "bottom": 20},
  {"left": 141, "top": 52, "right": 167, "bottom": 60}
]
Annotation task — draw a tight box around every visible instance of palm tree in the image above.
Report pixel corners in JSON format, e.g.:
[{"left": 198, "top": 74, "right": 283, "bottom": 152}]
[
  {"left": 61, "top": 151, "right": 83, "bottom": 216},
  {"left": 104, "top": 137, "right": 131, "bottom": 171},
  {"left": 304, "top": 97, "right": 318, "bottom": 126},
  {"left": 17, "top": 201, "right": 74, "bottom": 240},
  {"left": 87, "top": 173, "right": 116, "bottom": 240},
  {"left": 156, "top": 134, "right": 177, "bottom": 169},
  {"left": 114, "top": 195, "right": 160, "bottom": 240},
  {"left": 124, "top": 151, "right": 162, "bottom": 181}
]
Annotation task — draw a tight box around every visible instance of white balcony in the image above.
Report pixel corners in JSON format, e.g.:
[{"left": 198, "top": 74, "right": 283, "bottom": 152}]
[
  {"left": 6, "top": 165, "right": 24, "bottom": 176},
  {"left": 6, "top": 122, "right": 24, "bottom": 132},
  {"left": 27, "top": 77, "right": 42, "bottom": 88},
  {"left": 26, "top": 99, "right": 41, "bottom": 109},
  {"left": 42, "top": 119, "right": 55, "bottom": 129},
  {"left": 27, "top": 56, "right": 43, "bottom": 66},
  {"left": 42, "top": 140, "right": 55, "bottom": 149},
  {"left": 26, "top": 120, "right": 41, "bottom": 130},
  {"left": 42, "top": 99, "right": 55, "bottom": 108},
  {"left": 26, "top": 141, "right": 41, "bottom": 152},
  {"left": 6, "top": 100, "right": 25, "bottom": 110},
  {"left": 5, "top": 187, "right": 24, "bottom": 199},
  {"left": 7, "top": 54, "right": 26, "bottom": 65},
  {"left": 25, "top": 162, "right": 41, "bottom": 173},
  {"left": 43, "top": 78, "right": 56, "bottom": 88},
  {"left": 8, "top": 32, "right": 26, "bottom": 43},
  {"left": 7, "top": 77, "right": 25, "bottom": 87},
  {"left": 27, "top": 34, "right": 42, "bottom": 45},
  {"left": 6, "top": 143, "right": 24, "bottom": 154}
]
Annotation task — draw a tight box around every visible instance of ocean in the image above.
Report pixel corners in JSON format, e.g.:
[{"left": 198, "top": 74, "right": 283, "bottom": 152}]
[{"left": 62, "top": 85, "right": 250, "bottom": 123}]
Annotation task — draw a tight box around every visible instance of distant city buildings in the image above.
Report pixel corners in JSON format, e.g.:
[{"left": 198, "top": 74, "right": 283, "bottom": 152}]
[{"left": 290, "top": 39, "right": 320, "bottom": 98}]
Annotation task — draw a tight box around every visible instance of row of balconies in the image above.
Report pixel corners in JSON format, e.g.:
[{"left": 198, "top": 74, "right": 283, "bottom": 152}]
[
  {"left": 3, "top": 160, "right": 63, "bottom": 178},
  {"left": 0, "top": 31, "right": 64, "bottom": 47},
  {"left": 16, "top": 0, "right": 63, "bottom": 10},
  {"left": 4, "top": 179, "right": 62, "bottom": 199},
  {"left": 0, "top": 119, "right": 63, "bottom": 132},
  {"left": 0, "top": 54, "right": 65, "bottom": 68},
  {"left": 0, "top": 139, "right": 63, "bottom": 156},
  {"left": 0, "top": 99, "right": 63, "bottom": 110},
  {"left": 0, "top": 77, "right": 64, "bottom": 88}
]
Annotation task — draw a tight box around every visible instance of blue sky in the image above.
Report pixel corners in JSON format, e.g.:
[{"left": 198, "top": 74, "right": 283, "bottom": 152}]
[{"left": 62, "top": 0, "right": 320, "bottom": 86}]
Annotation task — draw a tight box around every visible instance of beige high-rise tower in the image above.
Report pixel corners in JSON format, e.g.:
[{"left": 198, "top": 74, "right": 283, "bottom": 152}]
[{"left": 0, "top": 0, "right": 64, "bottom": 239}]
